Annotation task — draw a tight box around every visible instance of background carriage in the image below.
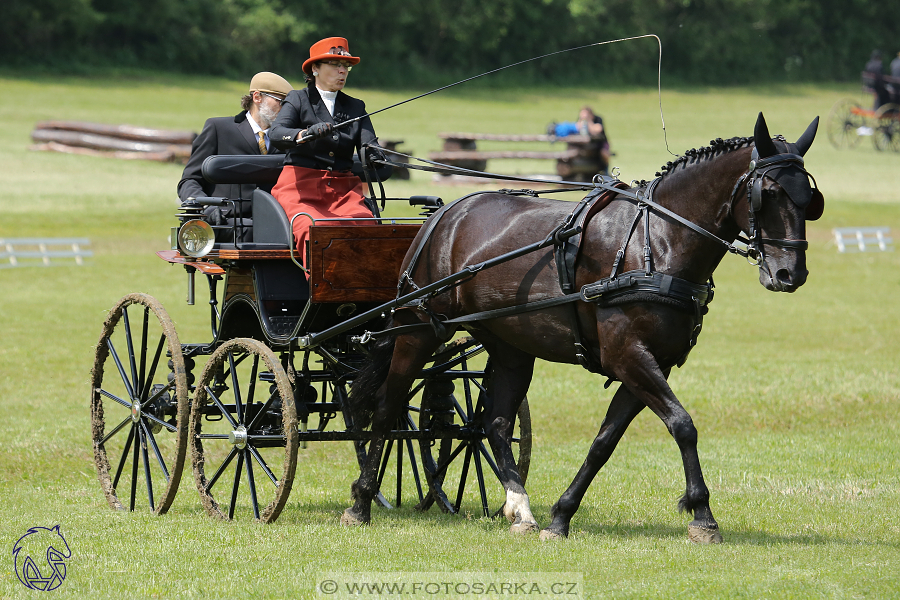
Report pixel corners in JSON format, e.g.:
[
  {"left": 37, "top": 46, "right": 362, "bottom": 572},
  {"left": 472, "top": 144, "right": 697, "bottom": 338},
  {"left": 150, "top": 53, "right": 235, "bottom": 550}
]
[
  {"left": 826, "top": 71, "right": 900, "bottom": 152},
  {"left": 89, "top": 154, "right": 532, "bottom": 523}
]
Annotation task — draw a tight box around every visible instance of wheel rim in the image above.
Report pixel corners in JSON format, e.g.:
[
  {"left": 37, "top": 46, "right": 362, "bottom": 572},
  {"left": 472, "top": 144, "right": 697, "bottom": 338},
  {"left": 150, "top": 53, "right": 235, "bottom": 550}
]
[
  {"left": 827, "top": 99, "right": 867, "bottom": 150},
  {"left": 90, "top": 293, "right": 189, "bottom": 514},
  {"left": 417, "top": 339, "right": 532, "bottom": 517},
  {"left": 191, "top": 338, "right": 297, "bottom": 522},
  {"left": 873, "top": 104, "right": 900, "bottom": 152}
]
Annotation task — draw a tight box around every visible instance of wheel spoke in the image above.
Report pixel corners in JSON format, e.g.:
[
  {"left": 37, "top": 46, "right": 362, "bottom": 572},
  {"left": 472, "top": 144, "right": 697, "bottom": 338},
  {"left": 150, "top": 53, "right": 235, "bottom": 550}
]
[
  {"left": 112, "top": 425, "right": 136, "bottom": 489},
  {"left": 206, "top": 447, "right": 238, "bottom": 493},
  {"left": 246, "top": 355, "right": 260, "bottom": 415},
  {"left": 143, "top": 412, "right": 178, "bottom": 433},
  {"left": 98, "top": 387, "right": 132, "bottom": 410},
  {"left": 105, "top": 338, "right": 136, "bottom": 400},
  {"left": 140, "top": 333, "right": 168, "bottom": 404},
  {"left": 142, "top": 421, "right": 170, "bottom": 482},
  {"left": 454, "top": 444, "right": 473, "bottom": 513},
  {"left": 472, "top": 442, "right": 489, "bottom": 517},
  {"left": 101, "top": 416, "right": 132, "bottom": 445},
  {"left": 404, "top": 437, "right": 424, "bottom": 505},
  {"left": 228, "top": 452, "right": 245, "bottom": 520},
  {"left": 432, "top": 440, "right": 467, "bottom": 480},
  {"left": 122, "top": 307, "right": 140, "bottom": 400},
  {"left": 476, "top": 441, "right": 502, "bottom": 481},
  {"left": 205, "top": 386, "right": 239, "bottom": 429},
  {"left": 138, "top": 307, "right": 150, "bottom": 399},
  {"left": 245, "top": 388, "right": 279, "bottom": 433},
  {"left": 247, "top": 446, "right": 278, "bottom": 486},
  {"left": 130, "top": 426, "right": 140, "bottom": 511},
  {"left": 245, "top": 452, "right": 260, "bottom": 520},
  {"left": 377, "top": 438, "right": 395, "bottom": 489},
  {"left": 228, "top": 352, "right": 244, "bottom": 424},
  {"left": 139, "top": 423, "right": 155, "bottom": 511}
]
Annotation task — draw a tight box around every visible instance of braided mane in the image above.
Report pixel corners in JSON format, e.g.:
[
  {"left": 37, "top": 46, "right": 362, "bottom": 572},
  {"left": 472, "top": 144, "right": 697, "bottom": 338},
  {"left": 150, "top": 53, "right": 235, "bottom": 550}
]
[{"left": 655, "top": 136, "right": 753, "bottom": 178}]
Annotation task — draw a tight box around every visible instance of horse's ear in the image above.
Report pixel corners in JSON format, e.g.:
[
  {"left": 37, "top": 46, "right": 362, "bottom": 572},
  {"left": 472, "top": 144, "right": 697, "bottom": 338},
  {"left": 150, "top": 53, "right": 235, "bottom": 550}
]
[
  {"left": 754, "top": 112, "right": 777, "bottom": 158},
  {"left": 795, "top": 116, "right": 819, "bottom": 156}
]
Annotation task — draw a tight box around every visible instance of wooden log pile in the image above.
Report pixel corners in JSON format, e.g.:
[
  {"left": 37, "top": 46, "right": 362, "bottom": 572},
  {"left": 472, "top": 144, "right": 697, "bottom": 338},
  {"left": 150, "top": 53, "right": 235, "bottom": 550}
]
[{"left": 30, "top": 121, "right": 196, "bottom": 164}]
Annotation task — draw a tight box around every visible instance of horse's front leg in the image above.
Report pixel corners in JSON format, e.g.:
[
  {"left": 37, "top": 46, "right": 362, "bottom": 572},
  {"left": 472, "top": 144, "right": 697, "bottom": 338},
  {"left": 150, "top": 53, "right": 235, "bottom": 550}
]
[
  {"left": 480, "top": 345, "right": 539, "bottom": 534},
  {"left": 615, "top": 350, "right": 723, "bottom": 544},
  {"left": 541, "top": 385, "right": 645, "bottom": 540}
]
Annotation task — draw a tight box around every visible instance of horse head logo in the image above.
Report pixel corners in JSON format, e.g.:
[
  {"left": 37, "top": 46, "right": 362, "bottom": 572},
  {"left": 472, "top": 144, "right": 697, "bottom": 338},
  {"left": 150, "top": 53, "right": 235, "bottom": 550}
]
[{"left": 12, "top": 525, "right": 71, "bottom": 591}]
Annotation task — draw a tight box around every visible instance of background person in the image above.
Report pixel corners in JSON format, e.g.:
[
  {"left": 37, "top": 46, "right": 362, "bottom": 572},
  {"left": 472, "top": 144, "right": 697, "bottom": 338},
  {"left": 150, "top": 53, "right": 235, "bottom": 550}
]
[
  {"left": 576, "top": 106, "right": 611, "bottom": 176},
  {"left": 177, "top": 71, "right": 293, "bottom": 209},
  {"left": 269, "top": 37, "right": 385, "bottom": 264}
]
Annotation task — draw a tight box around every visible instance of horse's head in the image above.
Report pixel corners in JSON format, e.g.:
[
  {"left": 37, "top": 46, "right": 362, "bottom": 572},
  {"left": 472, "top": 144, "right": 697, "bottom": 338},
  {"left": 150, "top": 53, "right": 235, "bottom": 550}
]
[{"left": 739, "top": 112, "right": 823, "bottom": 292}]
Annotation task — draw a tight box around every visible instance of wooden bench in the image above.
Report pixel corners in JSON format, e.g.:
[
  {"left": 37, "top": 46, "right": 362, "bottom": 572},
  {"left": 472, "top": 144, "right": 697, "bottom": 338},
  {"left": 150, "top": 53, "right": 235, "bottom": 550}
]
[{"left": 429, "top": 132, "right": 604, "bottom": 180}]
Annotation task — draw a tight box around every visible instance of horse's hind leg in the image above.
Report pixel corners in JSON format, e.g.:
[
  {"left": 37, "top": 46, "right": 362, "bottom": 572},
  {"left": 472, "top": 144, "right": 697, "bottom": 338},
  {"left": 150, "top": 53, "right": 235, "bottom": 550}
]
[
  {"left": 342, "top": 328, "right": 443, "bottom": 526},
  {"left": 541, "top": 385, "right": 645, "bottom": 540},
  {"left": 478, "top": 338, "right": 539, "bottom": 534}
]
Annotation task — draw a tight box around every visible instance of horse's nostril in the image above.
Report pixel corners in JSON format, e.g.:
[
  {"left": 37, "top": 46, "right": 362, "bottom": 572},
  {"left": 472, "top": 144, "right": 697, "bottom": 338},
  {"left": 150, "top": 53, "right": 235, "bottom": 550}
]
[{"left": 775, "top": 268, "right": 792, "bottom": 284}]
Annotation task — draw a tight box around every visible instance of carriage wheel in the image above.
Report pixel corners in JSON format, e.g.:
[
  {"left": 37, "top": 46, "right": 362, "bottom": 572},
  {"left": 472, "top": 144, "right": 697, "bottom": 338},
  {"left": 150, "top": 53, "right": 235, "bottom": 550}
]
[
  {"left": 90, "top": 293, "right": 189, "bottom": 514},
  {"left": 190, "top": 338, "right": 298, "bottom": 523},
  {"left": 417, "top": 339, "right": 533, "bottom": 518},
  {"left": 826, "top": 98, "right": 867, "bottom": 150},
  {"left": 873, "top": 104, "right": 900, "bottom": 152}
]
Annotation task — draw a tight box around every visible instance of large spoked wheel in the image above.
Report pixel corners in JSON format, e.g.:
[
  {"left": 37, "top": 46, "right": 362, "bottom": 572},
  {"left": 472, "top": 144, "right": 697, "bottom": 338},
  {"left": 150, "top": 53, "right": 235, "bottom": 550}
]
[
  {"left": 826, "top": 98, "right": 867, "bottom": 150},
  {"left": 191, "top": 338, "right": 297, "bottom": 522},
  {"left": 417, "top": 338, "right": 532, "bottom": 518},
  {"left": 90, "top": 293, "right": 189, "bottom": 514},
  {"left": 873, "top": 103, "right": 900, "bottom": 152}
]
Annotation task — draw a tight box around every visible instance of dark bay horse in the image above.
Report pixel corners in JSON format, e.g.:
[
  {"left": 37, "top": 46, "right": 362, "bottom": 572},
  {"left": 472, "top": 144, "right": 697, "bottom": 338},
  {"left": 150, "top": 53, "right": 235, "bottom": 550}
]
[{"left": 344, "top": 113, "right": 822, "bottom": 543}]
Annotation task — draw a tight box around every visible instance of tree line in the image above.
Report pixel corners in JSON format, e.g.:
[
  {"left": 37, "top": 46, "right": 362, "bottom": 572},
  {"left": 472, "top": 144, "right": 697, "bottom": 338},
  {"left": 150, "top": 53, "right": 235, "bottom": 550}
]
[{"left": 2, "top": 0, "right": 897, "bottom": 87}]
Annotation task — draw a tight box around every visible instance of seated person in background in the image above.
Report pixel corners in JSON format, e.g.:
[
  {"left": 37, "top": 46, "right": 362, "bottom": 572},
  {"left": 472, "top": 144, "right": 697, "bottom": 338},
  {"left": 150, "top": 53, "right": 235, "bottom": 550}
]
[
  {"left": 269, "top": 37, "right": 386, "bottom": 266},
  {"left": 577, "top": 106, "right": 611, "bottom": 176},
  {"left": 177, "top": 72, "right": 293, "bottom": 239},
  {"left": 863, "top": 50, "right": 890, "bottom": 109}
]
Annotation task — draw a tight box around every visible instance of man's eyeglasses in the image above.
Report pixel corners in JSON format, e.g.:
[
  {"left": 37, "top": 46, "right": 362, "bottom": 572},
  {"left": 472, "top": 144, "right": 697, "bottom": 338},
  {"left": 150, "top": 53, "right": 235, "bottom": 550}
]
[
  {"left": 259, "top": 92, "right": 285, "bottom": 102},
  {"left": 322, "top": 60, "right": 353, "bottom": 71}
]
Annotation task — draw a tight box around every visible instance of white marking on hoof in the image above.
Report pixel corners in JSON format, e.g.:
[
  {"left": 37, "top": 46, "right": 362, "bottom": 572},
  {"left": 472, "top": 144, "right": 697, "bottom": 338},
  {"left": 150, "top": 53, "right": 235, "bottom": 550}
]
[
  {"left": 688, "top": 524, "right": 723, "bottom": 544},
  {"left": 539, "top": 529, "right": 564, "bottom": 541},
  {"left": 340, "top": 510, "right": 367, "bottom": 527},
  {"left": 509, "top": 520, "right": 539, "bottom": 535},
  {"left": 504, "top": 490, "right": 536, "bottom": 526}
]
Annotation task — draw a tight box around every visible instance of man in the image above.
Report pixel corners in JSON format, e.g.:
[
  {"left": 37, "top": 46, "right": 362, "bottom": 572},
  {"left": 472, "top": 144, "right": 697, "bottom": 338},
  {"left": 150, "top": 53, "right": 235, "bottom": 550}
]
[{"left": 177, "top": 72, "right": 293, "bottom": 205}]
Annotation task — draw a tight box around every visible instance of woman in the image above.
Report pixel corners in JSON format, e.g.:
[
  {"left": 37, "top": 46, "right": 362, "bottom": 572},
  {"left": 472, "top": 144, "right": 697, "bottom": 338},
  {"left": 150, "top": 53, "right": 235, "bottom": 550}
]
[{"left": 269, "top": 37, "right": 385, "bottom": 265}]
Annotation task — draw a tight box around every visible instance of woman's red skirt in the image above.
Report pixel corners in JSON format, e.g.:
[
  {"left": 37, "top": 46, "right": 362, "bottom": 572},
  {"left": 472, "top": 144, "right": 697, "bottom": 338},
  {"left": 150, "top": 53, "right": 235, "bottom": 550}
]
[{"left": 271, "top": 165, "right": 371, "bottom": 265}]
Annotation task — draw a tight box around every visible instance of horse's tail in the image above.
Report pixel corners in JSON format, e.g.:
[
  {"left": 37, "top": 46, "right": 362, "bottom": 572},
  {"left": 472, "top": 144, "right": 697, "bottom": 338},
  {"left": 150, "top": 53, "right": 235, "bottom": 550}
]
[{"left": 348, "top": 335, "right": 396, "bottom": 431}]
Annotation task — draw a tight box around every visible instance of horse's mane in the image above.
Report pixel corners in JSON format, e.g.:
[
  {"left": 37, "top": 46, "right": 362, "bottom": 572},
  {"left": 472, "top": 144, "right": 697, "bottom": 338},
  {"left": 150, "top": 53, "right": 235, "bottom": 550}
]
[{"left": 655, "top": 136, "right": 753, "bottom": 178}]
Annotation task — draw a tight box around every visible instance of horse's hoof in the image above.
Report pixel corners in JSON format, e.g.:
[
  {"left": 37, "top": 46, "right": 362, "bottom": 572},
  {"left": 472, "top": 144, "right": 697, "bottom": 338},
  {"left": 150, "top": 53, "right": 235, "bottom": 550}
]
[
  {"left": 509, "top": 520, "right": 539, "bottom": 535},
  {"left": 340, "top": 510, "right": 368, "bottom": 527},
  {"left": 539, "top": 528, "right": 565, "bottom": 541},
  {"left": 688, "top": 524, "right": 723, "bottom": 544}
]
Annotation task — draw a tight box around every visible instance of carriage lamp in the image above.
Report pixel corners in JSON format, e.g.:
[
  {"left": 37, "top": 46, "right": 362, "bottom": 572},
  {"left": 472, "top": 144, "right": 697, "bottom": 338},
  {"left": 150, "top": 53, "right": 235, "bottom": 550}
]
[{"left": 177, "top": 219, "right": 215, "bottom": 258}]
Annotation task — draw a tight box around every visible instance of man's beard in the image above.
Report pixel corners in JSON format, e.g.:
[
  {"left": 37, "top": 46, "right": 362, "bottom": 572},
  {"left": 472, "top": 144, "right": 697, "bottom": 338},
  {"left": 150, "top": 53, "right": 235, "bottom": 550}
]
[{"left": 258, "top": 103, "right": 278, "bottom": 128}]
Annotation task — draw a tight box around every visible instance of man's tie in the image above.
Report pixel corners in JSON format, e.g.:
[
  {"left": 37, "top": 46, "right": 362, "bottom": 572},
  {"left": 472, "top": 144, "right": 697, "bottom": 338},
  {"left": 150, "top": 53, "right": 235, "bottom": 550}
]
[{"left": 257, "top": 131, "right": 268, "bottom": 155}]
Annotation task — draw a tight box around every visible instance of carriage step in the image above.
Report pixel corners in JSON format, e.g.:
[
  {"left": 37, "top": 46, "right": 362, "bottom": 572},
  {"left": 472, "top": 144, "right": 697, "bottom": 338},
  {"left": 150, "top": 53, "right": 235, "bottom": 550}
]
[{"left": 267, "top": 315, "right": 301, "bottom": 336}]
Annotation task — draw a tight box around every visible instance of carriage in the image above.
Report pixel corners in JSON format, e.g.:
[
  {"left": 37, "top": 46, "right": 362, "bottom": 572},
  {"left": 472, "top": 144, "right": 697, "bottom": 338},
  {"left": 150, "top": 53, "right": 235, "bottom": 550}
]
[
  {"left": 826, "top": 71, "right": 900, "bottom": 152},
  {"left": 89, "top": 153, "right": 532, "bottom": 523},
  {"left": 91, "top": 112, "right": 823, "bottom": 543}
]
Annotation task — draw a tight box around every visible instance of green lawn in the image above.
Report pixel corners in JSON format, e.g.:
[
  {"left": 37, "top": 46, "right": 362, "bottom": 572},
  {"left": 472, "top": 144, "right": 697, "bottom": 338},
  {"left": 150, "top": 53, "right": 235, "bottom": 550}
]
[{"left": 1, "top": 74, "right": 899, "bottom": 599}]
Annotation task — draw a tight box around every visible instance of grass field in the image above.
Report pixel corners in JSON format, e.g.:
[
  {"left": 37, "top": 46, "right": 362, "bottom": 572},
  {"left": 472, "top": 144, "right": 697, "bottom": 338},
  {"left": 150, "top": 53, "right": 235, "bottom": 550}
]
[{"left": 1, "top": 73, "right": 899, "bottom": 599}]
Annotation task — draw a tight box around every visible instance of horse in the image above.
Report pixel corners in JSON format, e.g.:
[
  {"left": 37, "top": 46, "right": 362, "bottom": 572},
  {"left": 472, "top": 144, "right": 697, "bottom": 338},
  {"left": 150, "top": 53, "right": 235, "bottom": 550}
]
[{"left": 343, "top": 113, "right": 823, "bottom": 544}]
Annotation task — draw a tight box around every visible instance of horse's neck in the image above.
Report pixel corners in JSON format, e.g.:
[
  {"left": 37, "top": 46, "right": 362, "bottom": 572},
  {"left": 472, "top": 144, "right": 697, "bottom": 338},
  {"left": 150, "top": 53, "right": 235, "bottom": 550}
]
[{"left": 649, "top": 147, "right": 751, "bottom": 278}]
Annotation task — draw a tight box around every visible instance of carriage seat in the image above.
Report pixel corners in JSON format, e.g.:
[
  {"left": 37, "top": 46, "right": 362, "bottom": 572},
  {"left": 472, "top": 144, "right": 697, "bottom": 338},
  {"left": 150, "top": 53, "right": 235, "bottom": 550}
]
[{"left": 198, "top": 153, "right": 391, "bottom": 246}]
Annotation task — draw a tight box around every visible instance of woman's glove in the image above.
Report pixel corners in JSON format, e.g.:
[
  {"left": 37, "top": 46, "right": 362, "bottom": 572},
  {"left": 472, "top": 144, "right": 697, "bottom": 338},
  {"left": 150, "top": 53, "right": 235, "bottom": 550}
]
[
  {"left": 364, "top": 144, "right": 387, "bottom": 163},
  {"left": 304, "top": 122, "right": 333, "bottom": 141}
]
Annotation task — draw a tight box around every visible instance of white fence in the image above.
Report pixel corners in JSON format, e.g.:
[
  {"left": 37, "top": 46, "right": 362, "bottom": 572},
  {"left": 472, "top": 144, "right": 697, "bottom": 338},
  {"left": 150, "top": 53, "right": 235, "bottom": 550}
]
[
  {"left": 832, "top": 227, "right": 893, "bottom": 253},
  {"left": 0, "top": 238, "right": 93, "bottom": 268}
]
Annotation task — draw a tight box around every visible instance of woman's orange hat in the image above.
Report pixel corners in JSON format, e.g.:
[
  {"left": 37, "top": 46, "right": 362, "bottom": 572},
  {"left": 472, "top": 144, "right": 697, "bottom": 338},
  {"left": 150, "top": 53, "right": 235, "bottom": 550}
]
[{"left": 302, "top": 37, "right": 360, "bottom": 75}]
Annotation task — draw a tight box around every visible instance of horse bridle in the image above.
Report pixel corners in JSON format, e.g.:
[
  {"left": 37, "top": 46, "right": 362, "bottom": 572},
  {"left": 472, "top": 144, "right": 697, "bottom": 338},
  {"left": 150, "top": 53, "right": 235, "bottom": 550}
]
[{"left": 729, "top": 150, "right": 817, "bottom": 266}]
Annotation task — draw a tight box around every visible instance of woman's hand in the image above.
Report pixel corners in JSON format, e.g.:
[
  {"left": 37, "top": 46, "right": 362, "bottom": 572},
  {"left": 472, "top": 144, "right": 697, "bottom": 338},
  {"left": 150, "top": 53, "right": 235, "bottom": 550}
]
[{"left": 299, "top": 122, "right": 333, "bottom": 143}]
